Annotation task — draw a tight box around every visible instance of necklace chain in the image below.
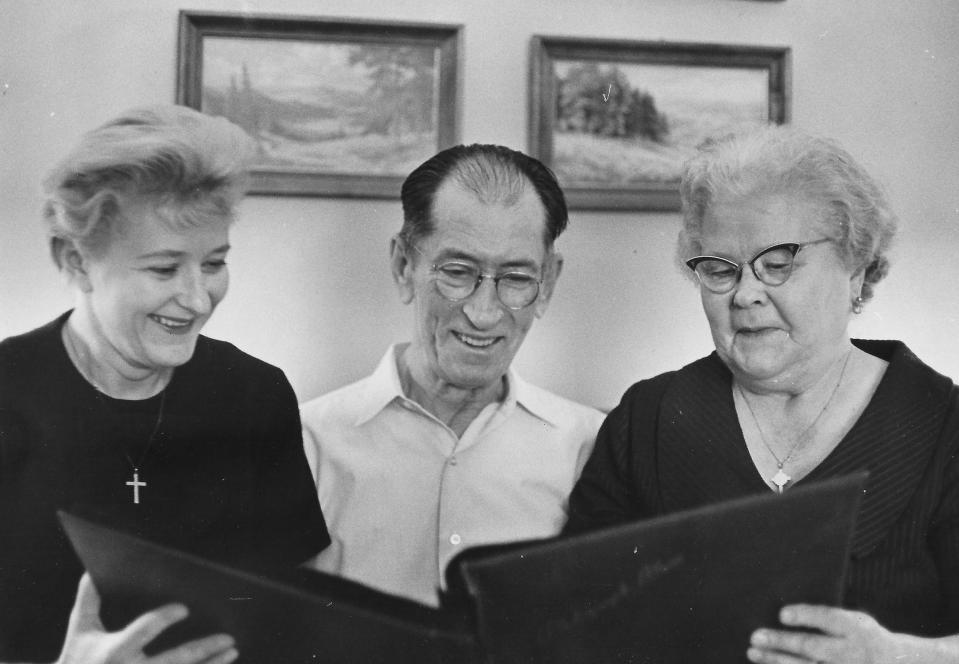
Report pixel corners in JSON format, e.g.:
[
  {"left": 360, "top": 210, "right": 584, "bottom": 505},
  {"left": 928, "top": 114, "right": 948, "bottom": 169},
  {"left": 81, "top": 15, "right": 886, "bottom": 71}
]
[
  {"left": 737, "top": 349, "right": 852, "bottom": 492},
  {"left": 120, "top": 390, "right": 167, "bottom": 472},
  {"left": 63, "top": 321, "right": 168, "bottom": 503}
]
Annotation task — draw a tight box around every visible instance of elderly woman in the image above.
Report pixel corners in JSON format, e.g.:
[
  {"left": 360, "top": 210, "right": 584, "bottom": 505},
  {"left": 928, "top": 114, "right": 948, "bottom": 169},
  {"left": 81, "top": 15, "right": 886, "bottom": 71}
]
[
  {"left": 0, "top": 106, "right": 329, "bottom": 664},
  {"left": 565, "top": 127, "right": 959, "bottom": 663}
]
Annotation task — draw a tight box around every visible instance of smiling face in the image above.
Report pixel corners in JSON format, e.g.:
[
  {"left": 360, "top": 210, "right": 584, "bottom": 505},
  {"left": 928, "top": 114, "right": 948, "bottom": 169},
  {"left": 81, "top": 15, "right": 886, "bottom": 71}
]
[
  {"left": 76, "top": 201, "right": 231, "bottom": 374},
  {"left": 393, "top": 179, "right": 561, "bottom": 394},
  {"left": 698, "top": 192, "right": 862, "bottom": 390}
]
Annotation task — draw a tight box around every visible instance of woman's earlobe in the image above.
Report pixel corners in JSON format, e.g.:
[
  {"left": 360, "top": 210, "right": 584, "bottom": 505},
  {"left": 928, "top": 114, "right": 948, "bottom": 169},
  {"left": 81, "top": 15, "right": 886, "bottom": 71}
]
[
  {"left": 849, "top": 270, "right": 865, "bottom": 300},
  {"left": 848, "top": 269, "right": 866, "bottom": 314},
  {"left": 54, "top": 238, "right": 93, "bottom": 293}
]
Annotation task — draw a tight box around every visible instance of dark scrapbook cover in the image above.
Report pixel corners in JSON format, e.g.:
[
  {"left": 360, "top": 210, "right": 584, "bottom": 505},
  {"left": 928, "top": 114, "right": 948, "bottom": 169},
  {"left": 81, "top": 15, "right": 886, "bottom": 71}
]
[
  {"left": 61, "top": 472, "right": 864, "bottom": 664},
  {"left": 59, "top": 510, "right": 480, "bottom": 664},
  {"left": 452, "top": 473, "right": 866, "bottom": 664}
]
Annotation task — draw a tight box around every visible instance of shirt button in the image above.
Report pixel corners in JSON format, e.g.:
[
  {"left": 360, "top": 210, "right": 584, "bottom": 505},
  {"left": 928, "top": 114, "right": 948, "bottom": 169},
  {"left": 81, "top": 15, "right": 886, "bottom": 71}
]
[
  {"left": 449, "top": 533, "right": 462, "bottom": 545},
  {"left": 450, "top": 456, "right": 458, "bottom": 466}
]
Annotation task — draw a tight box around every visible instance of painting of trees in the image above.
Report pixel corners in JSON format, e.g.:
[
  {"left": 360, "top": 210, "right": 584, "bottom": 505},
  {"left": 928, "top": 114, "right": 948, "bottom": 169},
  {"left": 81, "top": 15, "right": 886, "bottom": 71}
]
[
  {"left": 179, "top": 13, "right": 459, "bottom": 196},
  {"left": 198, "top": 38, "right": 445, "bottom": 177},
  {"left": 528, "top": 38, "right": 787, "bottom": 208},
  {"left": 348, "top": 45, "right": 435, "bottom": 136},
  {"left": 545, "top": 57, "right": 774, "bottom": 192},
  {"left": 556, "top": 62, "right": 669, "bottom": 142}
]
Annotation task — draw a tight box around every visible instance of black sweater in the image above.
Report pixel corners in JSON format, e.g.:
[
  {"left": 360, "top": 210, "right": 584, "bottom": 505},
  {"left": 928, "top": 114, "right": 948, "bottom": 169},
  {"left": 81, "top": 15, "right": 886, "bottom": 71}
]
[
  {"left": 0, "top": 313, "right": 330, "bottom": 661},
  {"left": 566, "top": 339, "right": 959, "bottom": 636}
]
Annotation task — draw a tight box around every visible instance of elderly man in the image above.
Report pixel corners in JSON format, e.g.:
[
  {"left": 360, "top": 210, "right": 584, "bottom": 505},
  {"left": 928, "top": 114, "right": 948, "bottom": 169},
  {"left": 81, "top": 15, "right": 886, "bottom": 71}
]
[{"left": 300, "top": 144, "right": 602, "bottom": 606}]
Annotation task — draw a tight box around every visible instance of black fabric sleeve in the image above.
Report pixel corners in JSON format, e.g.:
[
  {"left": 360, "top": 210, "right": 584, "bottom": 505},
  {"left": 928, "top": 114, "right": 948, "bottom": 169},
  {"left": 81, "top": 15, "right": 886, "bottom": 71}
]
[
  {"left": 241, "top": 367, "right": 331, "bottom": 570},
  {"left": 931, "top": 387, "right": 959, "bottom": 634},
  {"left": 0, "top": 408, "right": 27, "bottom": 485},
  {"left": 563, "top": 371, "right": 675, "bottom": 535}
]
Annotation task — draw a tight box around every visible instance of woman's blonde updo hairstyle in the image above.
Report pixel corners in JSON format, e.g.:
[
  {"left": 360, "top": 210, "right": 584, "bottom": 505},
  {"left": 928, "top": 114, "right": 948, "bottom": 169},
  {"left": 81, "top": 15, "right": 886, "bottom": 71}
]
[
  {"left": 678, "top": 126, "right": 897, "bottom": 303},
  {"left": 42, "top": 104, "right": 256, "bottom": 266}
]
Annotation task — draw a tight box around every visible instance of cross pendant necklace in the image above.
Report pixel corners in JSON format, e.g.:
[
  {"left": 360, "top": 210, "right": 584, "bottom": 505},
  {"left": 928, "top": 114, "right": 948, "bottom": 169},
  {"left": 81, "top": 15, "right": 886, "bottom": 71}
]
[
  {"left": 62, "top": 322, "right": 168, "bottom": 505},
  {"left": 121, "top": 387, "right": 167, "bottom": 505},
  {"left": 736, "top": 349, "right": 851, "bottom": 494},
  {"left": 126, "top": 470, "right": 147, "bottom": 504}
]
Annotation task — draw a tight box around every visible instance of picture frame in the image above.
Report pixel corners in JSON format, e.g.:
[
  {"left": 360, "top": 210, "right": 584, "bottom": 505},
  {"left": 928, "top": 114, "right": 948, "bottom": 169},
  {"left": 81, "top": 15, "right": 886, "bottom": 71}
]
[
  {"left": 529, "top": 37, "right": 790, "bottom": 211},
  {"left": 177, "top": 11, "right": 461, "bottom": 198}
]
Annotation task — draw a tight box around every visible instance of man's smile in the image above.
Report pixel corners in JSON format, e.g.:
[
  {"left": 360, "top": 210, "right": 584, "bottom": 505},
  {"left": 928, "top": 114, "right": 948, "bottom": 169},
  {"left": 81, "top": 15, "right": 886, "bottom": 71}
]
[{"left": 452, "top": 331, "right": 501, "bottom": 349}]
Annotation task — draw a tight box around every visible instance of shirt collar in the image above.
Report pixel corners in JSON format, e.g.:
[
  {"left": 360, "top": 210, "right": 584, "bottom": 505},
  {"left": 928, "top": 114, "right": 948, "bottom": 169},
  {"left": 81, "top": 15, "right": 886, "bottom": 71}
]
[
  {"left": 507, "top": 368, "right": 561, "bottom": 427},
  {"left": 353, "top": 344, "right": 408, "bottom": 426},
  {"left": 354, "top": 343, "right": 560, "bottom": 428}
]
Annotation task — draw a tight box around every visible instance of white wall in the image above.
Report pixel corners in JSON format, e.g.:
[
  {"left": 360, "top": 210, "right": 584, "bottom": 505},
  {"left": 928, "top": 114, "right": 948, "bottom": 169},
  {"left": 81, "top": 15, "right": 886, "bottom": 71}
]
[{"left": 2, "top": 0, "right": 958, "bottom": 410}]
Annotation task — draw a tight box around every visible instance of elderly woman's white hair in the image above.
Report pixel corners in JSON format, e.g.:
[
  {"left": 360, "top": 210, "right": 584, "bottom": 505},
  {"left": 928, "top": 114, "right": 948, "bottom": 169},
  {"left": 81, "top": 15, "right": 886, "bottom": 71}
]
[
  {"left": 677, "top": 125, "right": 897, "bottom": 303},
  {"left": 41, "top": 104, "right": 256, "bottom": 266}
]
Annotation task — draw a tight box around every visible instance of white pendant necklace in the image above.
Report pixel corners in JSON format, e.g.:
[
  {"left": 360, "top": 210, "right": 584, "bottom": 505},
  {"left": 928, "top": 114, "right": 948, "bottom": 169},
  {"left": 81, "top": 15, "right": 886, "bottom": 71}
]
[
  {"left": 737, "top": 349, "right": 851, "bottom": 494},
  {"left": 64, "top": 323, "right": 168, "bottom": 504},
  {"left": 119, "top": 389, "right": 166, "bottom": 504}
]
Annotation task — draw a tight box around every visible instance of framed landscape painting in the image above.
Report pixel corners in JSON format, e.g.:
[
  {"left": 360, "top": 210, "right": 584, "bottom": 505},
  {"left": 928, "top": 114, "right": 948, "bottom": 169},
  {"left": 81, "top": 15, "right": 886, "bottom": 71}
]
[
  {"left": 530, "top": 37, "right": 790, "bottom": 211},
  {"left": 178, "top": 12, "right": 460, "bottom": 198}
]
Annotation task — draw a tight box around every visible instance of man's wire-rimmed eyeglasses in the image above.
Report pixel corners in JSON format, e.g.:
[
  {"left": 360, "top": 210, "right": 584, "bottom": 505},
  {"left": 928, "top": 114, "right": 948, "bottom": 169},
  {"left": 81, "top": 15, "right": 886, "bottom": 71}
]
[
  {"left": 685, "top": 238, "right": 834, "bottom": 294},
  {"left": 428, "top": 261, "right": 543, "bottom": 310}
]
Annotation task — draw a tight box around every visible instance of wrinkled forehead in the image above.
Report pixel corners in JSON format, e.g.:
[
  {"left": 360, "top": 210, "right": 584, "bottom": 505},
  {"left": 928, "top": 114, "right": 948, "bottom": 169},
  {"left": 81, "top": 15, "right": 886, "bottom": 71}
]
[
  {"left": 421, "top": 180, "right": 551, "bottom": 266},
  {"left": 698, "top": 191, "right": 832, "bottom": 255}
]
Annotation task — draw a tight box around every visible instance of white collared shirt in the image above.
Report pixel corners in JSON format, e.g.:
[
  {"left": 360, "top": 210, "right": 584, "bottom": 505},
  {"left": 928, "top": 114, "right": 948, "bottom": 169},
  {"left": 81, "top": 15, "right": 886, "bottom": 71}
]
[{"left": 301, "top": 344, "right": 603, "bottom": 606}]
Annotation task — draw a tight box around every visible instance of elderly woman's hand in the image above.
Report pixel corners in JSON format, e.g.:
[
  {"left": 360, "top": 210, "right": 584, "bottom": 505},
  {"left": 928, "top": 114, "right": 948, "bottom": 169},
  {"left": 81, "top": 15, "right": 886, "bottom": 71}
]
[
  {"left": 747, "top": 604, "right": 959, "bottom": 664},
  {"left": 57, "top": 574, "right": 238, "bottom": 664}
]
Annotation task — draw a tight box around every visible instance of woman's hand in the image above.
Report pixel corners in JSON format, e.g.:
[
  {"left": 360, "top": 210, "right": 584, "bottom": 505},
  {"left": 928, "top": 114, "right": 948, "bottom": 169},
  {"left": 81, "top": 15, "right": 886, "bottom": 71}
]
[
  {"left": 747, "top": 604, "right": 959, "bottom": 664},
  {"left": 57, "top": 574, "right": 238, "bottom": 664}
]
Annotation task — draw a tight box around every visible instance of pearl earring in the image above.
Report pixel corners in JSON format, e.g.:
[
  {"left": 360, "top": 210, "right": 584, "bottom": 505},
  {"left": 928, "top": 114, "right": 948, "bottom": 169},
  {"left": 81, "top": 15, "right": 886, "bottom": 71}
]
[{"left": 852, "top": 296, "right": 864, "bottom": 314}]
